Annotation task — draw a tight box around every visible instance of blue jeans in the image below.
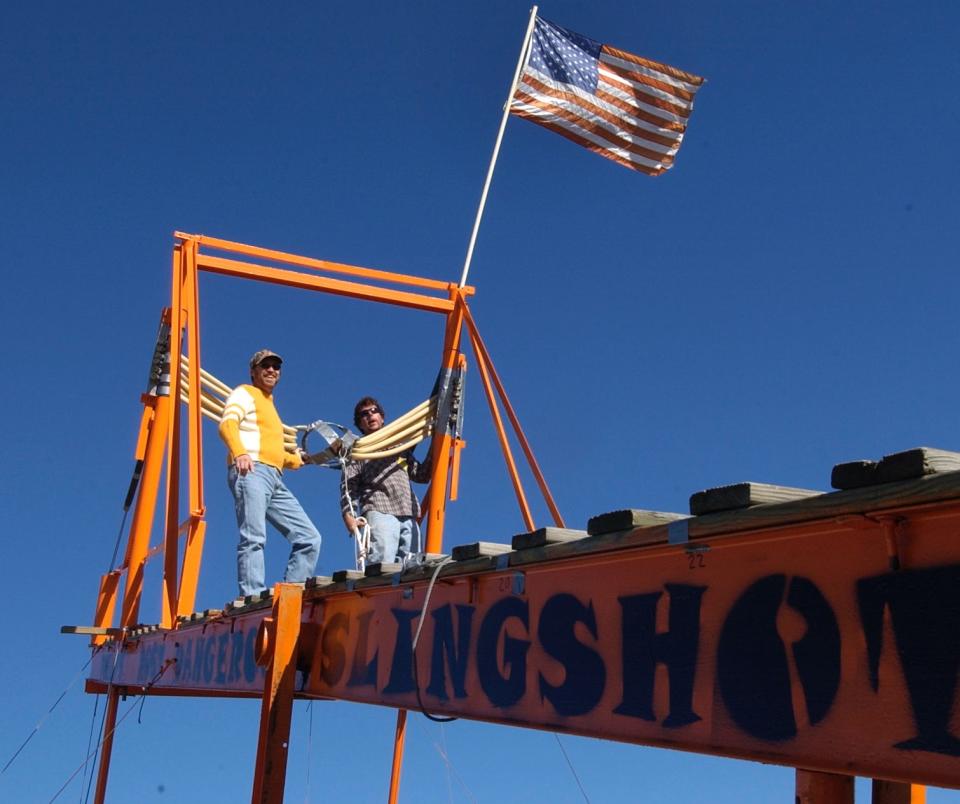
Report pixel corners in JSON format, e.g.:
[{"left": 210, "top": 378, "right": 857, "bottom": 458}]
[
  {"left": 228, "top": 463, "right": 321, "bottom": 596},
  {"left": 365, "top": 510, "right": 420, "bottom": 564}
]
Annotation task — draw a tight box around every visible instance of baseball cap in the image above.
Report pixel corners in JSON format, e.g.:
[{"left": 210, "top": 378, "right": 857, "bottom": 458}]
[{"left": 249, "top": 349, "right": 283, "bottom": 369}]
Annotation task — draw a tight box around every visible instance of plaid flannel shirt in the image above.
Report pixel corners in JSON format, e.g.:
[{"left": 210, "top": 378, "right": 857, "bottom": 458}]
[{"left": 340, "top": 449, "right": 431, "bottom": 519}]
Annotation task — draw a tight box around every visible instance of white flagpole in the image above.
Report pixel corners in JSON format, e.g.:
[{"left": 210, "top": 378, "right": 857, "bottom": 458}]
[{"left": 458, "top": 5, "right": 539, "bottom": 288}]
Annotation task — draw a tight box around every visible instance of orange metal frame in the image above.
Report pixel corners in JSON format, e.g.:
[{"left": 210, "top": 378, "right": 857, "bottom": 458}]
[
  {"left": 88, "top": 233, "right": 562, "bottom": 803},
  {"left": 82, "top": 235, "right": 936, "bottom": 804}
]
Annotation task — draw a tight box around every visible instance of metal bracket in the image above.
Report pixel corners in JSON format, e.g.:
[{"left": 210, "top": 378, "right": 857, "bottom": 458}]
[{"left": 668, "top": 519, "right": 690, "bottom": 545}]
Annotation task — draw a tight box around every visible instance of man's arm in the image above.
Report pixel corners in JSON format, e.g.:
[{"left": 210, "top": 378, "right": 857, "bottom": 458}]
[
  {"left": 408, "top": 447, "right": 433, "bottom": 484},
  {"left": 282, "top": 449, "right": 305, "bottom": 470},
  {"left": 219, "top": 389, "right": 254, "bottom": 475}
]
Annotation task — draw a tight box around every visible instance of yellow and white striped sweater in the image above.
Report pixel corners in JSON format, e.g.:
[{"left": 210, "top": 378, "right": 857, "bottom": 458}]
[{"left": 218, "top": 384, "right": 302, "bottom": 471}]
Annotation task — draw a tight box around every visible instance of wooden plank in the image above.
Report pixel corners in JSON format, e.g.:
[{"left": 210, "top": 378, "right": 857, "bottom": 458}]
[
  {"left": 365, "top": 562, "right": 403, "bottom": 577},
  {"left": 61, "top": 625, "right": 125, "bottom": 636},
  {"left": 690, "top": 482, "right": 821, "bottom": 516},
  {"left": 305, "top": 575, "right": 333, "bottom": 589},
  {"left": 300, "top": 473, "right": 960, "bottom": 600},
  {"left": 587, "top": 509, "right": 686, "bottom": 535},
  {"left": 878, "top": 447, "right": 960, "bottom": 483},
  {"left": 298, "top": 472, "right": 960, "bottom": 594},
  {"left": 831, "top": 460, "right": 878, "bottom": 490},
  {"left": 512, "top": 527, "right": 587, "bottom": 550},
  {"left": 451, "top": 542, "right": 511, "bottom": 561},
  {"left": 332, "top": 569, "right": 365, "bottom": 582},
  {"left": 833, "top": 448, "right": 960, "bottom": 489}
]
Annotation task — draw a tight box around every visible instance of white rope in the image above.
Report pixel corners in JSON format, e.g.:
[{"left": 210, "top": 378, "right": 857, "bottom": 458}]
[
  {"left": 177, "top": 357, "right": 435, "bottom": 460},
  {"left": 338, "top": 457, "right": 371, "bottom": 572}
]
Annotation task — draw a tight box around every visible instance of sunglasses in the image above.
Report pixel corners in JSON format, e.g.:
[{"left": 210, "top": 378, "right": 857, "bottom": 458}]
[
  {"left": 358, "top": 407, "right": 382, "bottom": 418},
  {"left": 258, "top": 361, "right": 282, "bottom": 371}
]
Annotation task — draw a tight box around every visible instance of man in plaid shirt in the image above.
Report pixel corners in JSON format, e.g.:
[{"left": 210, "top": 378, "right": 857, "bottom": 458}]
[{"left": 340, "top": 396, "right": 431, "bottom": 564}]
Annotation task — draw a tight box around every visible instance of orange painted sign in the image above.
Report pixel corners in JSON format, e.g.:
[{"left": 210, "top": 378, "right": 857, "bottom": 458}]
[
  {"left": 88, "top": 610, "right": 269, "bottom": 695},
  {"left": 302, "top": 504, "right": 960, "bottom": 789},
  {"left": 86, "top": 486, "right": 960, "bottom": 789}
]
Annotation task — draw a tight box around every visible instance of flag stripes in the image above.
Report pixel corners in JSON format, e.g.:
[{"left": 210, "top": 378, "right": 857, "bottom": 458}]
[{"left": 509, "top": 16, "right": 704, "bottom": 174}]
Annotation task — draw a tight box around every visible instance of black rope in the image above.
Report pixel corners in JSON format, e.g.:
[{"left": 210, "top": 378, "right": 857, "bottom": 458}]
[
  {"left": 554, "top": 734, "right": 591, "bottom": 804},
  {"left": 0, "top": 654, "right": 94, "bottom": 775},
  {"left": 107, "top": 457, "right": 143, "bottom": 572},
  {"left": 81, "top": 641, "right": 123, "bottom": 804},
  {"left": 48, "top": 659, "right": 176, "bottom": 803},
  {"left": 79, "top": 693, "right": 101, "bottom": 804}
]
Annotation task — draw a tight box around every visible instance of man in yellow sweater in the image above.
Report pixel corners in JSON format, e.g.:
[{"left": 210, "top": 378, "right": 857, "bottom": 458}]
[{"left": 219, "top": 349, "right": 321, "bottom": 597}]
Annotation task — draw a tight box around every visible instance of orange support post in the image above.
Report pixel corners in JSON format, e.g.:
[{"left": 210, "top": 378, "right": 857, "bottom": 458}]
[
  {"left": 796, "top": 770, "right": 854, "bottom": 804},
  {"left": 91, "top": 571, "right": 121, "bottom": 647},
  {"left": 162, "top": 243, "right": 186, "bottom": 627},
  {"left": 119, "top": 393, "right": 170, "bottom": 628},
  {"left": 462, "top": 303, "right": 565, "bottom": 527},
  {"left": 423, "top": 288, "right": 466, "bottom": 554},
  {"left": 386, "top": 709, "right": 408, "bottom": 804},
  {"left": 466, "top": 319, "right": 534, "bottom": 531},
  {"left": 92, "top": 686, "right": 121, "bottom": 804},
  {"left": 176, "top": 236, "right": 207, "bottom": 619},
  {"left": 251, "top": 584, "right": 303, "bottom": 804},
  {"left": 872, "top": 781, "right": 926, "bottom": 804}
]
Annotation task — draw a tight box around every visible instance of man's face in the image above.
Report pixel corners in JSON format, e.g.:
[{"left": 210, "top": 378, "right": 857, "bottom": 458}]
[
  {"left": 252, "top": 359, "right": 282, "bottom": 394},
  {"left": 357, "top": 403, "right": 384, "bottom": 435}
]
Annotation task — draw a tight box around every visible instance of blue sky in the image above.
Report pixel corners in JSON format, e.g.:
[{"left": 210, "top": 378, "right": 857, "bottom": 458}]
[{"left": 2, "top": 1, "right": 959, "bottom": 801}]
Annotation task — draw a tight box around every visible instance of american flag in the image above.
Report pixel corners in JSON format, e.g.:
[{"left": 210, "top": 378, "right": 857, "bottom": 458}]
[{"left": 509, "top": 17, "right": 704, "bottom": 175}]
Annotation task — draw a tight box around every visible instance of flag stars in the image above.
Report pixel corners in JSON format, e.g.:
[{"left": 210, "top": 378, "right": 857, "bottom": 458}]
[
  {"left": 513, "top": 16, "right": 703, "bottom": 175},
  {"left": 530, "top": 18, "right": 599, "bottom": 93}
]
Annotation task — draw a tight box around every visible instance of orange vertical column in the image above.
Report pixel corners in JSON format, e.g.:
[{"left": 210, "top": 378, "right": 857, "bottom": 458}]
[
  {"left": 386, "top": 710, "right": 408, "bottom": 804},
  {"left": 176, "top": 236, "right": 207, "bottom": 617},
  {"left": 423, "top": 288, "right": 466, "bottom": 554},
  {"left": 92, "top": 687, "right": 121, "bottom": 804},
  {"left": 796, "top": 770, "right": 854, "bottom": 804},
  {"left": 92, "top": 400, "right": 152, "bottom": 644},
  {"left": 251, "top": 584, "right": 303, "bottom": 804},
  {"left": 466, "top": 321, "right": 534, "bottom": 531},
  {"left": 161, "top": 241, "right": 186, "bottom": 626},
  {"left": 118, "top": 393, "right": 171, "bottom": 627}
]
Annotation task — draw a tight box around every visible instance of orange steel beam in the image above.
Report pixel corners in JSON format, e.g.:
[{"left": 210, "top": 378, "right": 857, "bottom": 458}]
[
  {"left": 93, "top": 393, "right": 159, "bottom": 644},
  {"left": 387, "top": 709, "right": 408, "bottom": 804},
  {"left": 424, "top": 288, "right": 467, "bottom": 553},
  {"left": 176, "top": 239, "right": 207, "bottom": 619},
  {"left": 176, "top": 519, "right": 207, "bottom": 619},
  {"left": 462, "top": 303, "right": 565, "bottom": 527},
  {"left": 119, "top": 399, "right": 154, "bottom": 577},
  {"left": 91, "top": 571, "right": 121, "bottom": 648},
  {"left": 119, "top": 393, "right": 170, "bottom": 627},
  {"left": 92, "top": 687, "right": 121, "bottom": 804},
  {"left": 465, "top": 313, "right": 534, "bottom": 531},
  {"left": 251, "top": 584, "right": 303, "bottom": 804},
  {"left": 162, "top": 246, "right": 186, "bottom": 628},
  {"left": 180, "top": 232, "right": 466, "bottom": 294},
  {"left": 796, "top": 770, "right": 854, "bottom": 804},
  {"left": 197, "top": 254, "right": 457, "bottom": 315},
  {"left": 185, "top": 238, "right": 205, "bottom": 522}
]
